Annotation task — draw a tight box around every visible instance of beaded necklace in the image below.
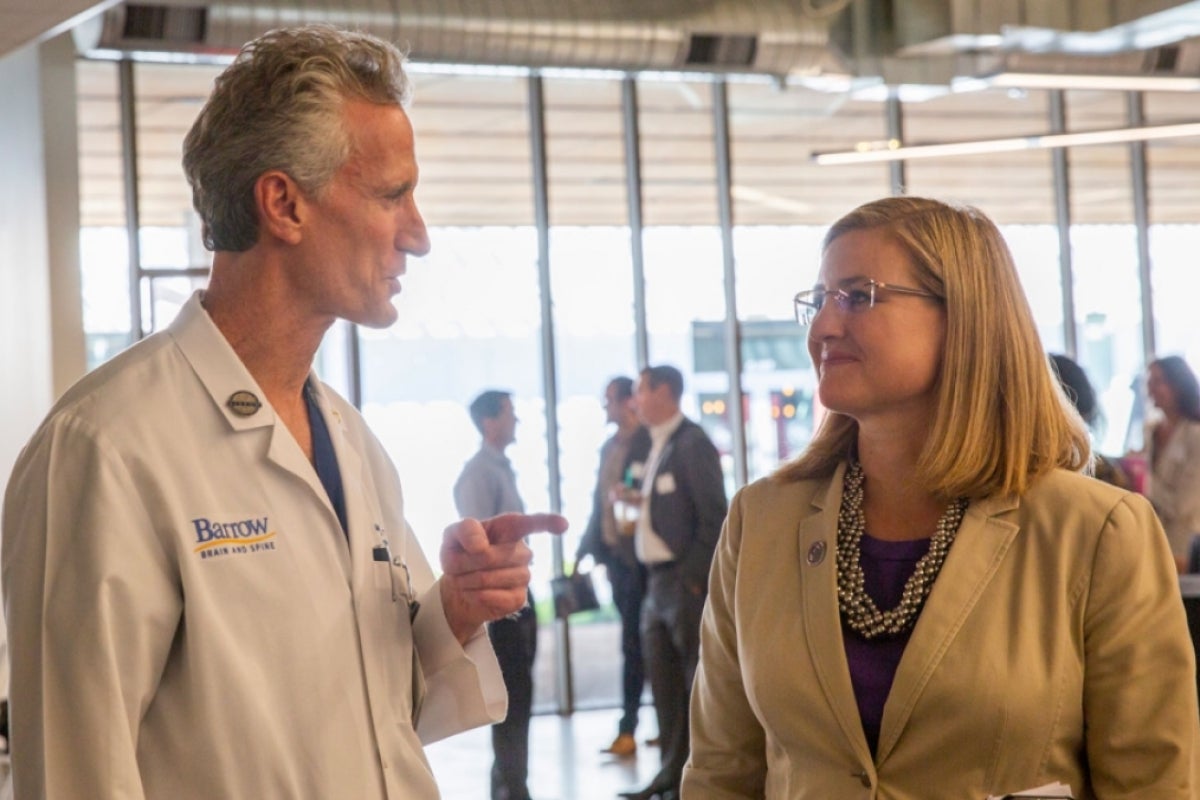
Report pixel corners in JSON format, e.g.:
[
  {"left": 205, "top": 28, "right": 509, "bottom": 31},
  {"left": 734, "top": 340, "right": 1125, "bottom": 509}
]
[{"left": 836, "top": 462, "right": 968, "bottom": 640}]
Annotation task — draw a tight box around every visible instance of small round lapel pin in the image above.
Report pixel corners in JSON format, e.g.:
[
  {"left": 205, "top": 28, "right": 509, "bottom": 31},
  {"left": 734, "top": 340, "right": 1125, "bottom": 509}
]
[{"left": 227, "top": 390, "right": 262, "bottom": 417}]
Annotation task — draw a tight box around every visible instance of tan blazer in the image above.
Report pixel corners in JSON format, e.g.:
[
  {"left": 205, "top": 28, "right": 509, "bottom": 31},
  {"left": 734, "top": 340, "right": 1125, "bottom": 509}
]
[{"left": 683, "top": 463, "right": 1200, "bottom": 799}]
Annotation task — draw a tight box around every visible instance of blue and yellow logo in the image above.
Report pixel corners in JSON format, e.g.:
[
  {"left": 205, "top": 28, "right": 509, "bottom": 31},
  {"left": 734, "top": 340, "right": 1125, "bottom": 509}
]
[{"left": 192, "top": 516, "right": 277, "bottom": 559}]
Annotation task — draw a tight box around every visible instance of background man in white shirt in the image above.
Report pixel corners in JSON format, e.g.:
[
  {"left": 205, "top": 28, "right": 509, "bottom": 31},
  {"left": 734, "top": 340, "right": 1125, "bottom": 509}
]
[{"left": 454, "top": 390, "right": 538, "bottom": 800}]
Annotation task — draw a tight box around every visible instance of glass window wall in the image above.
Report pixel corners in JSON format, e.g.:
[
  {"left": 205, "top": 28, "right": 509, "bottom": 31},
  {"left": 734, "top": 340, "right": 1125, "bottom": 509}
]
[
  {"left": 77, "top": 59, "right": 131, "bottom": 368},
  {"left": 724, "top": 79, "right": 888, "bottom": 481},
  {"left": 1063, "top": 90, "right": 1141, "bottom": 454},
  {"left": 1145, "top": 90, "right": 1200, "bottom": 368},
  {"left": 357, "top": 71, "right": 568, "bottom": 720},
  {"left": 73, "top": 48, "right": 1200, "bottom": 722},
  {"left": 543, "top": 74, "right": 639, "bottom": 712}
]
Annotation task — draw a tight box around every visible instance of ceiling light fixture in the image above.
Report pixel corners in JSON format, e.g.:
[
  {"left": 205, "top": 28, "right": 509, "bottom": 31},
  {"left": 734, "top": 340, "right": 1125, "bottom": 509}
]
[
  {"left": 811, "top": 121, "right": 1200, "bottom": 165},
  {"left": 953, "top": 71, "right": 1200, "bottom": 93}
]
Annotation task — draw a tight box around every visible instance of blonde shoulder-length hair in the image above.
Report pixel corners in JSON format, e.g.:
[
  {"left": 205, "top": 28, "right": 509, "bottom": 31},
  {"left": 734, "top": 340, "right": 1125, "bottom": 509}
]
[{"left": 776, "top": 196, "right": 1090, "bottom": 500}]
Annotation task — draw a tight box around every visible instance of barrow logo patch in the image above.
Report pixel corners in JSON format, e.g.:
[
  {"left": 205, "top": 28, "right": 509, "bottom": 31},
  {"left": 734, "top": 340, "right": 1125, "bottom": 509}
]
[{"left": 191, "top": 515, "right": 277, "bottom": 560}]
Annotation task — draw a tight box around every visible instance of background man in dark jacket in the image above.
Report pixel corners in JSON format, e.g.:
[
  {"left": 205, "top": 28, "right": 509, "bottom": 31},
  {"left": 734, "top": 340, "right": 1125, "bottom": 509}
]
[{"left": 618, "top": 365, "right": 727, "bottom": 800}]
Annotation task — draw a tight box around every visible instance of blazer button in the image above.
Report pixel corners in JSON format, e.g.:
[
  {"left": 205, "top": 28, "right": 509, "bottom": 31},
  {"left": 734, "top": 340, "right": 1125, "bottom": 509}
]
[
  {"left": 853, "top": 770, "right": 871, "bottom": 787},
  {"left": 806, "top": 540, "right": 827, "bottom": 565}
]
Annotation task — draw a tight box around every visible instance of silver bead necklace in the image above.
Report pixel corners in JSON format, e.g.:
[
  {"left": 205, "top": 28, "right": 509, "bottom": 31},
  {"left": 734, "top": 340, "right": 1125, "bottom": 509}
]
[{"left": 836, "top": 461, "right": 968, "bottom": 640}]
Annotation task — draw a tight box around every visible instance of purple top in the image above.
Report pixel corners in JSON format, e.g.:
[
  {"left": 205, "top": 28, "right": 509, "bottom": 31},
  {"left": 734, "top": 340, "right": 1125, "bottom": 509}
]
[{"left": 841, "top": 533, "right": 931, "bottom": 755}]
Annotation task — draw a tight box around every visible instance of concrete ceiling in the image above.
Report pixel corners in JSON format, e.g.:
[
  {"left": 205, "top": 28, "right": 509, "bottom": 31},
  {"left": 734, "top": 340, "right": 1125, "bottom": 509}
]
[{"left": 0, "top": 0, "right": 114, "bottom": 60}]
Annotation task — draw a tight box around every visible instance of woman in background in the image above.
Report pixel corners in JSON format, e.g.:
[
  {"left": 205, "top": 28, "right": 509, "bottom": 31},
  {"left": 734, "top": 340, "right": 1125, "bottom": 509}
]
[
  {"left": 1144, "top": 354, "right": 1200, "bottom": 572},
  {"left": 683, "top": 197, "right": 1198, "bottom": 799},
  {"left": 1048, "top": 353, "right": 1129, "bottom": 489}
]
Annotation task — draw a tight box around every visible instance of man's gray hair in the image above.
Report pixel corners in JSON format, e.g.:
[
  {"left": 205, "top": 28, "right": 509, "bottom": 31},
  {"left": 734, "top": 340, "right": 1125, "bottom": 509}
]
[{"left": 182, "top": 25, "right": 411, "bottom": 252}]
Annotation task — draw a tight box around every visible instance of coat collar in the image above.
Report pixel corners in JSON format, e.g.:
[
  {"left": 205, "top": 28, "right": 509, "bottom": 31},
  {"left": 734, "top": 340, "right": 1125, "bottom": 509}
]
[
  {"left": 168, "top": 291, "right": 318, "bottom": 493},
  {"left": 168, "top": 290, "right": 275, "bottom": 432},
  {"left": 167, "top": 291, "right": 369, "bottom": 579}
]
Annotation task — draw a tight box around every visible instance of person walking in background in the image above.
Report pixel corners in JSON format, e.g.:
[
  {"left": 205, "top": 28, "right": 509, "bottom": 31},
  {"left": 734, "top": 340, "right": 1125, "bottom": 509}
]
[
  {"left": 1048, "top": 353, "right": 1130, "bottom": 489},
  {"left": 576, "top": 377, "right": 651, "bottom": 758},
  {"left": 1, "top": 26, "right": 566, "bottom": 800},
  {"left": 617, "top": 365, "right": 727, "bottom": 800},
  {"left": 683, "top": 196, "right": 1198, "bottom": 798},
  {"left": 454, "top": 390, "right": 538, "bottom": 800},
  {"left": 1143, "top": 355, "right": 1200, "bottom": 572}
]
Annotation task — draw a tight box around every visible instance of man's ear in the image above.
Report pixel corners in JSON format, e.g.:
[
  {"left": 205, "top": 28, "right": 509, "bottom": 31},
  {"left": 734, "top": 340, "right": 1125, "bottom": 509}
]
[{"left": 255, "top": 170, "right": 305, "bottom": 245}]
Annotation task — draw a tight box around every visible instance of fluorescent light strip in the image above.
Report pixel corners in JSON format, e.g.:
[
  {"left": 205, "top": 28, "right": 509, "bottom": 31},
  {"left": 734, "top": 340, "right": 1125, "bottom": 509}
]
[
  {"left": 811, "top": 121, "right": 1200, "bottom": 165},
  {"left": 971, "top": 71, "right": 1200, "bottom": 93}
]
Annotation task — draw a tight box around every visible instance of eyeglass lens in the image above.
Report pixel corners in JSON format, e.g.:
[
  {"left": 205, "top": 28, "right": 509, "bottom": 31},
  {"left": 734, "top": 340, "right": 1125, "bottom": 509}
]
[{"left": 795, "top": 283, "right": 876, "bottom": 326}]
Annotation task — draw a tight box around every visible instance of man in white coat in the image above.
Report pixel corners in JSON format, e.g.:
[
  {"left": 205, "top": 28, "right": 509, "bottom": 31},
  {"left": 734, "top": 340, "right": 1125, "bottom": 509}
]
[{"left": 0, "top": 25, "right": 566, "bottom": 800}]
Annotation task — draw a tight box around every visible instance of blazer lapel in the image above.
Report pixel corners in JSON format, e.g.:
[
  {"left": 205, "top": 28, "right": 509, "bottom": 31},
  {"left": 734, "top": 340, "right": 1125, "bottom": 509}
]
[
  {"left": 652, "top": 439, "right": 677, "bottom": 488},
  {"left": 875, "top": 492, "right": 1021, "bottom": 761},
  {"left": 654, "top": 418, "right": 692, "bottom": 478},
  {"left": 799, "top": 463, "right": 875, "bottom": 765}
]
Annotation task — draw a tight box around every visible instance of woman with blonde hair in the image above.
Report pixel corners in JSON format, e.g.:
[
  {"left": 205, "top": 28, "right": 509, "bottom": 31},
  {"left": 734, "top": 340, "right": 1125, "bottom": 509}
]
[{"left": 683, "top": 197, "right": 1198, "bottom": 799}]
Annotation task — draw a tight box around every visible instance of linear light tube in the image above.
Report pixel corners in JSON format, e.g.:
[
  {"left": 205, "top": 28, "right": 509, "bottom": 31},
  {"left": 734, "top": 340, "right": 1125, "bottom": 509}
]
[
  {"left": 958, "top": 71, "right": 1200, "bottom": 93},
  {"left": 811, "top": 122, "right": 1200, "bottom": 165}
]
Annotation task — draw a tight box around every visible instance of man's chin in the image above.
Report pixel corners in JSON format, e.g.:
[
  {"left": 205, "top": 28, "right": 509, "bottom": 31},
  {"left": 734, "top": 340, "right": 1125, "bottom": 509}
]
[{"left": 352, "top": 306, "right": 400, "bottom": 330}]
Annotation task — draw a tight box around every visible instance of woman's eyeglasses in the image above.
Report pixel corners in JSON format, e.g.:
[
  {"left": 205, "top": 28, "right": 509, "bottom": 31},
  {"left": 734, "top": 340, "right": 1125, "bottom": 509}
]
[{"left": 793, "top": 279, "right": 940, "bottom": 327}]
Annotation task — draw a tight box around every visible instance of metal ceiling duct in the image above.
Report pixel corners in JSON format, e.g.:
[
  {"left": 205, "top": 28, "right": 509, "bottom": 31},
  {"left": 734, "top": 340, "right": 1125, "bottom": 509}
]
[
  {"left": 72, "top": 0, "right": 1200, "bottom": 89},
  {"left": 860, "top": 0, "right": 1200, "bottom": 55},
  {"left": 74, "top": 0, "right": 850, "bottom": 78},
  {"left": 820, "top": 0, "right": 1200, "bottom": 95}
]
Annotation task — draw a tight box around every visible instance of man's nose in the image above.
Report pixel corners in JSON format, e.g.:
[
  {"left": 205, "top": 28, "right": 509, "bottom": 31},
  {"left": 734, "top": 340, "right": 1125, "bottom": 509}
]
[{"left": 401, "top": 203, "right": 431, "bottom": 256}]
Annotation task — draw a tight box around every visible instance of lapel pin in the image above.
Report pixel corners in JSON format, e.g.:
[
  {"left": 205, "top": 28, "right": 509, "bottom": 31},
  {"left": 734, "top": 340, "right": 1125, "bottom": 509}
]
[{"left": 227, "top": 390, "right": 262, "bottom": 417}]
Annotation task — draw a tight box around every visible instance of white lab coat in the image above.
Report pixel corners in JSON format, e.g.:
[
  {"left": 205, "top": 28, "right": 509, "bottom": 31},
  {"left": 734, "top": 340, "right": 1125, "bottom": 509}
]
[{"left": 1, "top": 292, "right": 506, "bottom": 799}]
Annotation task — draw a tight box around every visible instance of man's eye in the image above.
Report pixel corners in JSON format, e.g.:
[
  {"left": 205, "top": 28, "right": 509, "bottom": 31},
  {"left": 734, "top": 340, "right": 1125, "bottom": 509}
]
[{"left": 810, "top": 291, "right": 828, "bottom": 310}]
